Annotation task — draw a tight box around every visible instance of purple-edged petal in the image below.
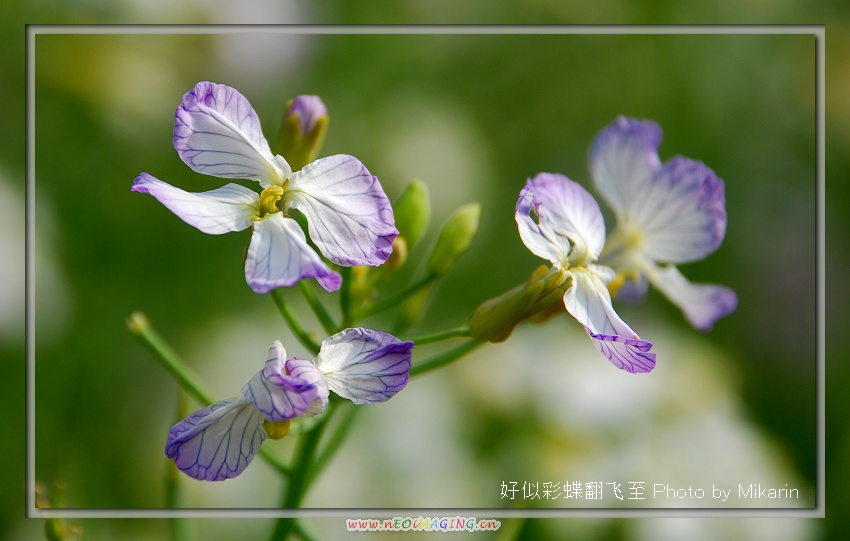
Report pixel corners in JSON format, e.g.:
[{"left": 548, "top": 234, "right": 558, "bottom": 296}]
[
  {"left": 287, "top": 155, "right": 397, "bottom": 267},
  {"left": 173, "top": 81, "right": 289, "bottom": 186},
  {"left": 644, "top": 263, "right": 737, "bottom": 331},
  {"left": 628, "top": 157, "right": 727, "bottom": 263},
  {"left": 244, "top": 213, "right": 341, "bottom": 294},
  {"left": 314, "top": 328, "right": 413, "bottom": 404},
  {"left": 589, "top": 116, "right": 662, "bottom": 218},
  {"left": 132, "top": 173, "right": 257, "bottom": 234},
  {"left": 165, "top": 397, "right": 266, "bottom": 481},
  {"left": 517, "top": 174, "right": 607, "bottom": 267},
  {"left": 242, "top": 341, "right": 329, "bottom": 420},
  {"left": 563, "top": 268, "right": 656, "bottom": 373}
]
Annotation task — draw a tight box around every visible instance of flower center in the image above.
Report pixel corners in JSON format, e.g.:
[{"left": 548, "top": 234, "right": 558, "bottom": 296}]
[{"left": 257, "top": 183, "right": 288, "bottom": 219}]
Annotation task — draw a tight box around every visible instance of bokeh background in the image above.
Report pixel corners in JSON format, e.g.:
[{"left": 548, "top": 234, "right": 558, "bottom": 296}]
[{"left": 5, "top": 2, "right": 847, "bottom": 541}]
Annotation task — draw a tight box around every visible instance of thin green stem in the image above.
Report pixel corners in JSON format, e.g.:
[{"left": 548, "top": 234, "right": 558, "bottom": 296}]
[
  {"left": 410, "top": 339, "right": 482, "bottom": 377},
  {"left": 292, "top": 521, "right": 320, "bottom": 541},
  {"left": 339, "top": 267, "right": 353, "bottom": 328},
  {"left": 308, "top": 403, "right": 361, "bottom": 485},
  {"left": 269, "top": 407, "right": 334, "bottom": 541},
  {"left": 298, "top": 281, "right": 339, "bottom": 335},
  {"left": 270, "top": 289, "right": 321, "bottom": 355},
  {"left": 359, "top": 273, "right": 437, "bottom": 319},
  {"left": 405, "top": 326, "right": 470, "bottom": 345},
  {"left": 127, "top": 312, "right": 215, "bottom": 405},
  {"left": 127, "top": 311, "right": 291, "bottom": 479}
]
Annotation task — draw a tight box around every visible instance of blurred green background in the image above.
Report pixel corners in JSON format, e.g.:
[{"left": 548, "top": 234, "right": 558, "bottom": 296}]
[{"left": 4, "top": 2, "right": 847, "bottom": 541}]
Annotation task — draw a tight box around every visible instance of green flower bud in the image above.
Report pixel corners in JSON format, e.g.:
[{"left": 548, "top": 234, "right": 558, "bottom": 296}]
[
  {"left": 469, "top": 265, "right": 569, "bottom": 342},
  {"left": 393, "top": 180, "right": 430, "bottom": 249},
  {"left": 277, "top": 95, "right": 329, "bottom": 171},
  {"left": 427, "top": 202, "right": 481, "bottom": 276}
]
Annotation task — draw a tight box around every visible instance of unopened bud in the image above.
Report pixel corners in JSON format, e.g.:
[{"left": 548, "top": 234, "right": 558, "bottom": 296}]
[
  {"left": 393, "top": 181, "right": 430, "bottom": 249},
  {"left": 427, "top": 202, "right": 481, "bottom": 276},
  {"left": 277, "top": 95, "right": 329, "bottom": 170},
  {"left": 384, "top": 236, "right": 408, "bottom": 272}
]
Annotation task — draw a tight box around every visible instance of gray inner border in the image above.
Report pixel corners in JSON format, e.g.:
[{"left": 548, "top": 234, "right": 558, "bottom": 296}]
[{"left": 26, "top": 24, "right": 825, "bottom": 520}]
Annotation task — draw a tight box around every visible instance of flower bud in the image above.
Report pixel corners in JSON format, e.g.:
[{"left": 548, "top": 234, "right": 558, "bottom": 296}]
[
  {"left": 384, "top": 236, "right": 408, "bottom": 272},
  {"left": 427, "top": 202, "right": 481, "bottom": 277},
  {"left": 277, "top": 95, "right": 329, "bottom": 171},
  {"left": 393, "top": 181, "right": 430, "bottom": 249},
  {"left": 469, "top": 266, "right": 568, "bottom": 342}
]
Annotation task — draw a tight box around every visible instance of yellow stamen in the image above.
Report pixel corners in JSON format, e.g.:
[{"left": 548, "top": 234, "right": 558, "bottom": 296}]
[
  {"left": 258, "top": 185, "right": 285, "bottom": 217},
  {"left": 263, "top": 419, "right": 292, "bottom": 440}
]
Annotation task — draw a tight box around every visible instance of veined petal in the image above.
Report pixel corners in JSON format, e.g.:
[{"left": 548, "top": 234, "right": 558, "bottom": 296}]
[
  {"left": 589, "top": 116, "right": 662, "bottom": 218},
  {"left": 630, "top": 157, "right": 727, "bottom": 263},
  {"left": 314, "top": 328, "right": 413, "bottom": 404},
  {"left": 515, "top": 184, "right": 571, "bottom": 266},
  {"left": 287, "top": 155, "right": 397, "bottom": 267},
  {"left": 242, "top": 341, "right": 329, "bottom": 420},
  {"left": 174, "top": 81, "right": 288, "bottom": 186},
  {"left": 563, "top": 269, "right": 656, "bottom": 373},
  {"left": 518, "top": 174, "right": 607, "bottom": 265},
  {"left": 165, "top": 397, "right": 266, "bottom": 481},
  {"left": 132, "top": 173, "right": 257, "bottom": 234},
  {"left": 643, "top": 262, "right": 737, "bottom": 331},
  {"left": 244, "top": 213, "right": 341, "bottom": 294}
]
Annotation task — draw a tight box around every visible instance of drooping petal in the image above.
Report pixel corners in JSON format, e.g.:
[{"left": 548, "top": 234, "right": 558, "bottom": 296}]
[
  {"left": 588, "top": 116, "right": 662, "bottom": 218},
  {"left": 287, "top": 155, "right": 397, "bottom": 267},
  {"left": 132, "top": 173, "right": 257, "bottom": 234},
  {"left": 627, "top": 157, "right": 728, "bottom": 264},
  {"left": 165, "top": 397, "right": 266, "bottom": 481},
  {"left": 563, "top": 268, "right": 656, "bottom": 373},
  {"left": 244, "top": 213, "right": 341, "bottom": 294},
  {"left": 515, "top": 184, "right": 571, "bottom": 267},
  {"left": 173, "top": 81, "right": 289, "bottom": 186},
  {"left": 517, "top": 174, "right": 607, "bottom": 267},
  {"left": 314, "top": 328, "right": 413, "bottom": 404},
  {"left": 242, "top": 341, "right": 330, "bottom": 420},
  {"left": 643, "top": 262, "right": 737, "bottom": 331}
]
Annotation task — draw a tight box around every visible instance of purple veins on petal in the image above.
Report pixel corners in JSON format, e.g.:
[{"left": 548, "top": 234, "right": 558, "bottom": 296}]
[
  {"left": 165, "top": 397, "right": 266, "bottom": 481},
  {"left": 288, "top": 155, "right": 398, "bottom": 267},
  {"left": 316, "top": 328, "right": 414, "bottom": 404}
]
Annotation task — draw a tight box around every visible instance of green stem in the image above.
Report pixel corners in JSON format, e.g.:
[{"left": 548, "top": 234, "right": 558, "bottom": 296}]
[
  {"left": 270, "top": 289, "right": 322, "bottom": 355},
  {"left": 410, "top": 339, "right": 482, "bottom": 377},
  {"left": 359, "top": 273, "right": 437, "bottom": 319},
  {"left": 292, "top": 521, "right": 320, "bottom": 541},
  {"left": 269, "top": 408, "right": 334, "bottom": 540},
  {"left": 308, "top": 403, "right": 361, "bottom": 485},
  {"left": 405, "top": 326, "right": 470, "bottom": 345},
  {"left": 339, "top": 267, "right": 353, "bottom": 328},
  {"left": 298, "top": 281, "right": 339, "bottom": 335},
  {"left": 127, "top": 311, "right": 291, "bottom": 479}
]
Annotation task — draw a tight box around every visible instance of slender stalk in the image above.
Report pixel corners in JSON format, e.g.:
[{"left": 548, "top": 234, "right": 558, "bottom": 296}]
[
  {"left": 127, "top": 311, "right": 291, "bottom": 479},
  {"left": 298, "top": 281, "right": 339, "bottom": 335},
  {"left": 359, "top": 273, "right": 437, "bottom": 319},
  {"left": 292, "top": 521, "right": 320, "bottom": 541},
  {"left": 410, "top": 340, "right": 482, "bottom": 377},
  {"left": 270, "top": 289, "right": 322, "bottom": 355},
  {"left": 269, "top": 408, "right": 334, "bottom": 540},
  {"left": 166, "top": 392, "right": 192, "bottom": 540},
  {"left": 339, "top": 266, "right": 353, "bottom": 328},
  {"left": 405, "top": 326, "right": 470, "bottom": 345},
  {"left": 307, "top": 403, "right": 361, "bottom": 485}
]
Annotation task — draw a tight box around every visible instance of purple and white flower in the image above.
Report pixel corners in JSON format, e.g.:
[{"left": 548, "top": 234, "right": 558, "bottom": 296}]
[
  {"left": 165, "top": 328, "right": 413, "bottom": 481},
  {"left": 133, "top": 82, "right": 397, "bottom": 294},
  {"left": 516, "top": 173, "right": 656, "bottom": 373},
  {"left": 589, "top": 117, "right": 737, "bottom": 330}
]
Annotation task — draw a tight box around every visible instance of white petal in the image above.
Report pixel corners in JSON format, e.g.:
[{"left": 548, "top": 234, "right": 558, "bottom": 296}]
[
  {"left": 515, "top": 184, "right": 571, "bottom": 266},
  {"left": 589, "top": 116, "right": 662, "bottom": 218},
  {"left": 173, "top": 81, "right": 288, "bottom": 186},
  {"left": 315, "top": 328, "right": 413, "bottom": 404},
  {"left": 516, "top": 174, "right": 607, "bottom": 266},
  {"left": 164, "top": 397, "right": 266, "bottom": 481},
  {"left": 242, "top": 341, "right": 330, "bottom": 420},
  {"left": 287, "top": 155, "right": 397, "bottom": 266},
  {"left": 643, "top": 262, "right": 737, "bottom": 331},
  {"left": 132, "top": 173, "right": 258, "bottom": 234},
  {"left": 628, "top": 157, "right": 728, "bottom": 264},
  {"left": 244, "top": 213, "right": 341, "bottom": 293},
  {"left": 563, "top": 269, "right": 656, "bottom": 373}
]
